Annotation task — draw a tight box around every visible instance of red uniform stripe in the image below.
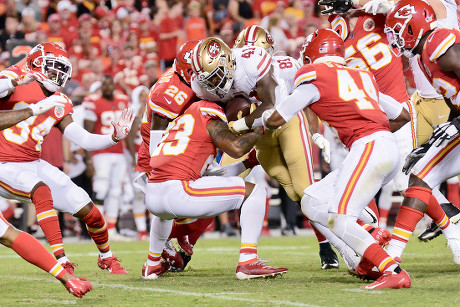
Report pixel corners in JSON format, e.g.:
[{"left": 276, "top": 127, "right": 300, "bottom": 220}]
[
  {"left": 257, "top": 54, "right": 268, "bottom": 70},
  {"left": 297, "top": 113, "right": 315, "bottom": 184},
  {"left": 182, "top": 181, "right": 245, "bottom": 197},
  {"left": 416, "top": 135, "right": 460, "bottom": 179},
  {"left": 338, "top": 141, "right": 375, "bottom": 214},
  {"left": 0, "top": 180, "right": 30, "bottom": 199},
  {"left": 406, "top": 100, "right": 417, "bottom": 149}
]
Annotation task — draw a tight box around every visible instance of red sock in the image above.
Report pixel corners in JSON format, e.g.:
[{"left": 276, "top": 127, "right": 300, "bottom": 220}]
[
  {"left": 82, "top": 205, "right": 110, "bottom": 253},
  {"left": 357, "top": 219, "right": 375, "bottom": 232},
  {"left": 32, "top": 185, "right": 64, "bottom": 257},
  {"left": 447, "top": 182, "right": 460, "bottom": 208},
  {"left": 311, "top": 223, "right": 327, "bottom": 243},
  {"left": 426, "top": 195, "right": 451, "bottom": 230},
  {"left": 379, "top": 208, "right": 390, "bottom": 221},
  {"left": 11, "top": 231, "right": 66, "bottom": 279},
  {"left": 363, "top": 243, "right": 397, "bottom": 272},
  {"left": 392, "top": 206, "right": 424, "bottom": 244},
  {"left": 169, "top": 218, "right": 214, "bottom": 246}
]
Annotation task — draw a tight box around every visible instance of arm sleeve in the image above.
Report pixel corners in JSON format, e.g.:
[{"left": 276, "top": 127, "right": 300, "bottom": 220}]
[
  {"left": 276, "top": 83, "right": 320, "bottom": 122},
  {"left": 63, "top": 122, "right": 117, "bottom": 151},
  {"left": 378, "top": 92, "right": 403, "bottom": 120},
  {"left": 0, "top": 78, "right": 14, "bottom": 98}
]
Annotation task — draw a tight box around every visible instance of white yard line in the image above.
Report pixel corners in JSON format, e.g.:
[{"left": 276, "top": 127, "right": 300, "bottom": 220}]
[{"left": 1, "top": 275, "right": 321, "bottom": 307}]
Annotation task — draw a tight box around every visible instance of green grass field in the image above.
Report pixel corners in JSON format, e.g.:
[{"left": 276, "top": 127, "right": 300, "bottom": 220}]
[{"left": 0, "top": 234, "right": 459, "bottom": 306}]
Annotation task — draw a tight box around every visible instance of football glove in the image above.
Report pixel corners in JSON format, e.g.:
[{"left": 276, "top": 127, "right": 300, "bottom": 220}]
[
  {"left": 111, "top": 107, "right": 135, "bottom": 142},
  {"left": 363, "top": 0, "right": 394, "bottom": 15},
  {"left": 430, "top": 118, "right": 460, "bottom": 147},
  {"left": 312, "top": 133, "right": 331, "bottom": 164},
  {"left": 28, "top": 95, "right": 66, "bottom": 116},
  {"left": 319, "top": 0, "right": 354, "bottom": 15},
  {"left": 402, "top": 142, "right": 431, "bottom": 175},
  {"left": 17, "top": 71, "right": 48, "bottom": 86}
]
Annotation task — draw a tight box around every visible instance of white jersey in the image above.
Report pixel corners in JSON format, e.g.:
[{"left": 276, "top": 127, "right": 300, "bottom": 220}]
[
  {"left": 191, "top": 46, "right": 272, "bottom": 102},
  {"left": 409, "top": 0, "right": 459, "bottom": 99},
  {"left": 271, "top": 55, "right": 300, "bottom": 106}
]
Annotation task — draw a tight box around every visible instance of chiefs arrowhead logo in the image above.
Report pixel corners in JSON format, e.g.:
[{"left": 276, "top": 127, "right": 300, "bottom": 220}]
[
  {"left": 394, "top": 4, "right": 415, "bottom": 18},
  {"left": 208, "top": 42, "right": 221, "bottom": 58}
]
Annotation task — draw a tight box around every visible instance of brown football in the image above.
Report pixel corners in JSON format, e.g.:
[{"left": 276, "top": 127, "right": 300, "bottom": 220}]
[{"left": 225, "top": 96, "right": 254, "bottom": 121}]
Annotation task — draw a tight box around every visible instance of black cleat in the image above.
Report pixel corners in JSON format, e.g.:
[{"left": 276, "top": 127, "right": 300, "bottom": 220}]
[
  {"left": 418, "top": 221, "right": 442, "bottom": 242},
  {"left": 319, "top": 242, "right": 339, "bottom": 270},
  {"left": 170, "top": 249, "right": 192, "bottom": 272}
]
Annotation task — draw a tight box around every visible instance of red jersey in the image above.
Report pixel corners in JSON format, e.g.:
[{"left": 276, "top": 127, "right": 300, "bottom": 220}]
[
  {"left": 420, "top": 27, "right": 460, "bottom": 105},
  {"left": 136, "top": 68, "right": 196, "bottom": 173},
  {"left": 113, "top": 55, "right": 147, "bottom": 95},
  {"left": 330, "top": 14, "right": 409, "bottom": 103},
  {"left": 82, "top": 93, "right": 130, "bottom": 155},
  {"left": 0, "top": 66, "right": 73, "bottom": 162},
  {"left": 148, "top": 100, "right": 227, "bottom": 182},
  {"left": 294, "top": 63, "right": 390, "bottom": 149}
]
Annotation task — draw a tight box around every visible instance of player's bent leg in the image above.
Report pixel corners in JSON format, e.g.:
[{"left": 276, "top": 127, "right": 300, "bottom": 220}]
[{"left": 143, "top": 216, "right": 173, "bottom": 279}]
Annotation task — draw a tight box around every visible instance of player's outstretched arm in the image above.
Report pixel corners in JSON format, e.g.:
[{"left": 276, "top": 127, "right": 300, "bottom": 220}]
[
  {"left": 0, "top": 109, "right": 33, "bottom": 130},
  {"left": 207, "top": 119, "right": 263, "bottom": 159}
]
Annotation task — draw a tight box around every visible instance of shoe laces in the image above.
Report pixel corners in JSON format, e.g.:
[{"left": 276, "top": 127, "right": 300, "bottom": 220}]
[
  {"left": 375, "top": 270, "right": 392, "bottom": 282},
  {"left": 63, "top": 262, "right": 78, "bottom": 269}
]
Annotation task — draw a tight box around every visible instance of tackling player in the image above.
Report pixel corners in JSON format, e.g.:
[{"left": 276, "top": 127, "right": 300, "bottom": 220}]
[
  {"left": 0, "top": 42, "right": 133, "bottom": 275},
  {"left": 257, "top": 29, "right": 411, "bottom": 289}
]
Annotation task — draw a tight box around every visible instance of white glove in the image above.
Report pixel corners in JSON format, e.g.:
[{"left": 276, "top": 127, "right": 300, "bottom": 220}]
[
  {"left": 16, "top": 71, "right": 48, "bottom": 86},
  {"left": 28, "top": 95, "right": 66, "bottom": 116},
  {"left": 261, "top": 109, "right": 275, "bottom": 129},
  {"left": 203, "top": 161, "right": 227, "bottom": 176},
  {"left": 111, "top": 107, "right": 135, "bottom": 141},
  {"left": 363, "top": 0, "right": 394, "bottom": 15},
  {"left": 312, "top": 133, "right": 331, "bottom": 164}
]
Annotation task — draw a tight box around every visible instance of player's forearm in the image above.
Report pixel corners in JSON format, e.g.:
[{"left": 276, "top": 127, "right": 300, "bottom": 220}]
[
  {"left": 227, "top": 129, "right": 264, "bottom": 158},
  {"left": 0, "top": 108, "right": 33, "bottom": 130},
  {"left": 63, "top": 122, "right": 117, "bottom": 151}
]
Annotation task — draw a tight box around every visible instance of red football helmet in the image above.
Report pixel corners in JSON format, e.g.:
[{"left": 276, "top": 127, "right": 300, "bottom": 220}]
[
  {"left": 384, "top": 0, "right": 437, "bottom": 57},
  {"left": 25, "top": 42, "right": 72, "bottom": 91},
  {"left": 173, "top": 40, "right": 199, "bottom": 84},
  {"left": 299, "top": 28, "right": 345, "bottom": 65}
]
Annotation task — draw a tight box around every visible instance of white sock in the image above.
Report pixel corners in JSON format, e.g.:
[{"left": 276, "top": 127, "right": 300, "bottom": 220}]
[
  {"left": 57, "top": 256, "right": 70, "bottom": 264},
  {"left": 386, "top": 239, "right": 406, "bottom": 259},
  {"left": 239, "top": 184, "right": 265, "bottom": 245},
  {"left": 100, "top": 251, "right": 113, "bottom": 259}
]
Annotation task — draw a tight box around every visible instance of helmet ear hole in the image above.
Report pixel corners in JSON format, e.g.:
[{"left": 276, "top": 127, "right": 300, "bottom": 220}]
[{"left": 408, "top": 25, "right": 413, "bottom": 35}]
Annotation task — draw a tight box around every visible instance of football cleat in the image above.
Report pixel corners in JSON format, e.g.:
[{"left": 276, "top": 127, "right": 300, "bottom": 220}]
[
  {"left": 361, "top": 269, "right": 411, "bottom": 289},
  {"left": 236, "top": 259, "right": 288, "bottom": 280},
  {"left": 319, "top": 242, "right": 339, "bottom": 269},
  {"left": 447, "top": 226, "right": 460, "bottom": 264},
  {"left": 162, "top": 240, "right": 184, "bottom": 272},
  {"left": 142, "top": 262, "right": 169, "bottom": 279},
  {"left": 352, "top": 258, "right": 382, "bottom": 281},
  {"left": 178, "top": 249, "right": 192, "bottom": 271},
  {"left": 137, "top": 230, "right": 148, "bottom": 241},
  {"left": 64, "top": 278, "right": 93, "bottom": 298},
  {"left": 370, "top": 227, "right": 391, "bottom": 246},
  {"left": 97, "top": 255, "right": 128, "bottom": 274},
  {"left": 418, "top": 222, "right": 443, "bottom": 242},
  {"left": 177, "top": 236, "right": 193, "bottom": 256},
  {"left": 62, "top": 262, "right": 78, "bottom": 277}
]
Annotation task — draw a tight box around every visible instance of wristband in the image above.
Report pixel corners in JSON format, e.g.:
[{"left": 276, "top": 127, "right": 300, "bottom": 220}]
[{"left": 232, "top": 118, "right": 249, "bottom": 132}]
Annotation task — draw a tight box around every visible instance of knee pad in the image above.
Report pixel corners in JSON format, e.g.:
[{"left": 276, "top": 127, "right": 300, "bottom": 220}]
[{"left": 301, "top": 194, "right": 329, "bottom": 226}]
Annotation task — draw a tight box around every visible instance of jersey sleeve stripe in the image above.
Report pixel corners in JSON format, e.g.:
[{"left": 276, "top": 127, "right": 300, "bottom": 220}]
[
  {"left": 257, "top": 53, "right": 268, "bottom": 70},
  {"left": 0, "top": 71, "right": 18, "bottom": 79},
  {"left": 257, "top": 54, "right": 271, "bottom": 78},
  {"left": 294, "top": 72, "right": 317, "bottom": 88},
  {"left": 331, "top": 16, "right": 348, "bottom": 41},
  {"left": 200, "top": 107, "right": 228, "bottom": 122},
  {"left": 430, "top": 33, "right": 456, "bottom": 62},
  {"left": 149, "top": 101, "right": 178, "bottom": 119}
]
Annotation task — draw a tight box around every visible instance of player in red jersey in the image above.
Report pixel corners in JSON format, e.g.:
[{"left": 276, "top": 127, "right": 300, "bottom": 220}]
[
  {"left": 385, "top": 0, "right": 460, "bottom": 265},
  {"left": 134, "top": 41, "right": 216, "bottom": 272},
  {"left": 83, "top": 75, "right": 132, "bottom": 240},
  {"left": 142, "top": 98, "right": 288, "bottom": 280},
  {"left": 258, "top": 29, "right": 411, "bottom": 289},
  {"left": 0, "top": 42, "right": 134, "bottom": 275}
]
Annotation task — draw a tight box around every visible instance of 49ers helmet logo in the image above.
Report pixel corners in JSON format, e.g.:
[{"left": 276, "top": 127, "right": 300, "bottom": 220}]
[
  {"left": 394, "top": 4, "right": 415, "bottom": 18},
  {"left": 266, "top": 33, "right": 274, "bottom": 45},
  {"left": 208, "top": 42, "right": 221, "bottom": 58}
]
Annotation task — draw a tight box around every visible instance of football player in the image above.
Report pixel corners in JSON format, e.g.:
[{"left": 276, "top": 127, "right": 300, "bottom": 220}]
[
  {"left": 0, "top": 42, "right": 133, "bottom": 275},
  {"left": 257, "top": 28, "right": 411, "bottom": 289},
  {"left": 385, "top": 0, "right": 460, "bottom": 265}
]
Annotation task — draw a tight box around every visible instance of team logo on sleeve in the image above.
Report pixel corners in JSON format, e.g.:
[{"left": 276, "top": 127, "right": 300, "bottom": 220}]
[
  {"left": 208, "top": 42, "right": 221, "bottom": 58},
  {"left": 363, "top": 19, "right": 375, "bottom": 32},
  {"left": 54, "top": 105, "right": 65, "bottom": 118}
]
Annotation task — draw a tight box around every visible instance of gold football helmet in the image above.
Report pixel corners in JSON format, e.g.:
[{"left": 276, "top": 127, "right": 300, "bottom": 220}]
[
  {"left": 234, "top": 25, "right": 275, "bottom": 55},
  {"left": 191, "top": 37, "right": 235, "bottom": 98}
]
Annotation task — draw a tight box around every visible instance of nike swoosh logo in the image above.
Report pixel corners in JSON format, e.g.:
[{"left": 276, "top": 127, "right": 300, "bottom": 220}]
[
  {"left": 364, "top": 208, "right": 378, "bottom": 224},
  {"left": 164, "top": 96, "right": 172, "bottom": 104},
  {"left": 259, "top": 50, "right": 263, "bottom": 56},
  {"left": 438, "top": 115, "right": 446, "bottom": 119},
  {"left": 365, "top": 281, "right": 386, "bottom": 289}
]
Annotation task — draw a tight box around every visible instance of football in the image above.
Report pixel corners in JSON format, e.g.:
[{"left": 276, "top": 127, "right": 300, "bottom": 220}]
[{"left": 225, "top": 96, "right": 254, "bottom": 121}]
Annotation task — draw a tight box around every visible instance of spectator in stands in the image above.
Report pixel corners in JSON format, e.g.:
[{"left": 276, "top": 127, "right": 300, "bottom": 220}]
[
  {"left": 253, "top": 0, "right": 289, "bottom": 18},
  {"left": 101, "top": 19, "right": 127, "bottom": 58},
  {"left": 284, "top": 0, "right": 305, "bottom": 20},
  {"left": 208, "top": 0, "right": 229, "bottom": 34},
  {"left": 0, "top": 0, "right": 17, "bottom": 30},
  {"left": 21, "top": 8, "right": 39, "bottom": 38},
  {"left": 143, "top": 60, "right": 159, "bottom": 88},
  {"left": 267, "top": 15, "right": 290, "bottom": 53},
  {"left": 0, "top": 13, "right": 24, "bottom": 51},
  {"left": 136, "top": 13, "right": 157, "bottom": 52},
  {"left": 113, "top": 43, "right": 146, "bottom": 96},
  {"left": 185, "top": 1, "right": 208, "bottom": 41},
  {"left": 71, "top": 72, "right": 98, "bottom": 105},
  {"left": 45, "top": 13, "right": 65, "bottom": 46},
  {"left": 15, "top": 0, "right": 42, "bottom": 22},
  {"left": 155, "top": 0, "right": 183, "bottom": 72},
  {"left": 219, "top": 22, "right": 236, "bottom": 48},
  {"left": 56, "top": 0, "right": 78, "bottom": 49},
  {"left": 228, "top": 0, "right": 254, "bottom": 31}
]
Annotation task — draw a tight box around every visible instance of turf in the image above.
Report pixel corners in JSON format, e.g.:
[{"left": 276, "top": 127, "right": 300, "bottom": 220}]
[{"left": 0, "top": 234, "right": 459, "bottom": 306}]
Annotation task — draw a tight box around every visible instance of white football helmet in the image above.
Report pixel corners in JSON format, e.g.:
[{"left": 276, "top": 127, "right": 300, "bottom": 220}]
[{"left": 191, "top": 37, "right": 235, "bottom": 98}]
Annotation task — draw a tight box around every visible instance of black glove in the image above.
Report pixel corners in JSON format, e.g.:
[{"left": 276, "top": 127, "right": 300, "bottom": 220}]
[
  {"left": 429, "top": 116, "right": 460, "bottom": 147},
  {"left": 318, "top": 0, "right": 354, "bottom": 14},
  {"left": 402, "top": 142, "right": 431, "bottom": 175}
]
